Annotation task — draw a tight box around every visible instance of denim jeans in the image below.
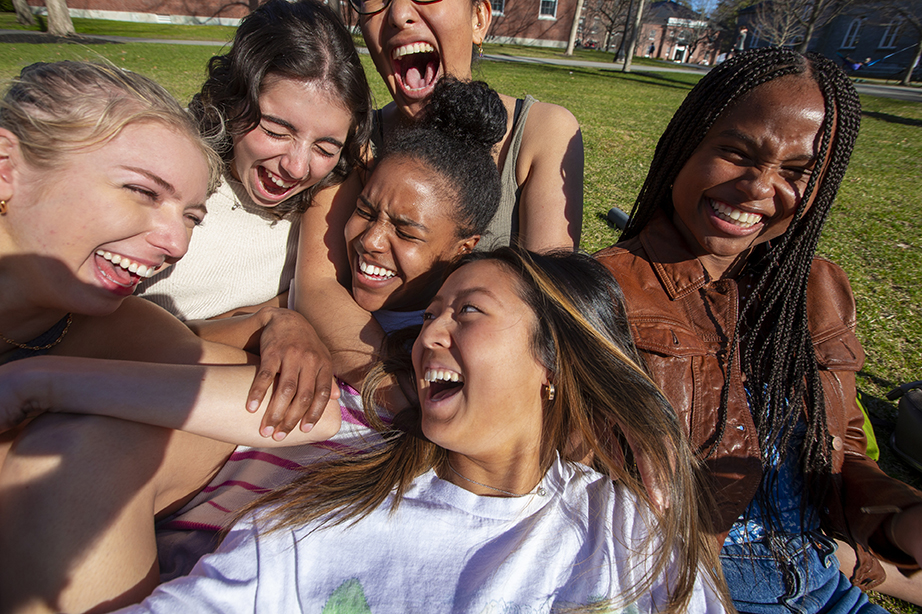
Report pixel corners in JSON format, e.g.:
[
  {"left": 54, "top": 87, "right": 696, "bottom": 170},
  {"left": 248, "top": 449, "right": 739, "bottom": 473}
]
[{"left": 720, "top": 531, "right": 889, "bottom": 614}]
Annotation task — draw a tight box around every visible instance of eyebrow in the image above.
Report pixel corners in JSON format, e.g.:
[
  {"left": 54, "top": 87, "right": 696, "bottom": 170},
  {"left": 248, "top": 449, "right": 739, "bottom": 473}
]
[
  {"left": 120, "top": 166, "right": 176, "bottom": 194},
  {"left": 262, "top": 114, "right": 345, "bottom": 148},
  {"left": 457, "top": 287, "right": 498, "bottom": 300},
  {"left": 716, "top": 128, "right": 816, "bottom": 163},
  {"left": 358, "top": 195, "right": 430, "bottom": 233},
  {"left": 431, "top": 286, "right": 500, "bottom": 305}
]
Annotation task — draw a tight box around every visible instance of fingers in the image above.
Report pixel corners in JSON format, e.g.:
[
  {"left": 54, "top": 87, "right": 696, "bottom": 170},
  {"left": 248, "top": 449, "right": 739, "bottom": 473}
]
[
  {"left": 247, "top": 307, "right": 336, "bottom": 440},
  {"left": 258, "top": 359, "right": 307, "bottom": 441},
  {"left": 299, "top": 365, "right": 336, "bottom": 434},
  {"left": 256, "top": 359, "right": 338, "bottom": 442},
  {"left": 246, "top": 359, "right": 279, "bottom": 415}
]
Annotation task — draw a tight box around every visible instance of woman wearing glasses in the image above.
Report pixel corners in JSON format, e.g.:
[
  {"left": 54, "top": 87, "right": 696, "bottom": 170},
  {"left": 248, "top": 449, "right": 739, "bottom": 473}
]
[{"left": 291, "top": 0, "right": 583, "bottom": 390}]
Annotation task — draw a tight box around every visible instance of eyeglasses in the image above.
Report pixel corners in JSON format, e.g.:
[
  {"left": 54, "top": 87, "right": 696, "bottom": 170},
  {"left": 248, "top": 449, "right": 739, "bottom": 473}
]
[{"left": 349, "top": 0, "right": 443, "bottom": 16}]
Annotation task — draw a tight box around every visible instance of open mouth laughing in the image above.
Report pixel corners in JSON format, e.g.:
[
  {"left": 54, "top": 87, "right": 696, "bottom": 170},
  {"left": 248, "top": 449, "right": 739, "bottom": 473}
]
[
  {"left": 359, "top": 260, "right": 397, "bottom": 281},
  {"left": 258, "top": 166, "right": 298, "bottom": 199},
  {"left": 707, "top": 198, "right": 763, "bottom": 229},
  {"left": 95, "top": 249, "right": 159, "bottom": 288},
  {"left": 392, "top": 42, "right": 440, "bottom": 94},
  {"left": 424, "top": 368, "right": 464, "bottom": 401}
]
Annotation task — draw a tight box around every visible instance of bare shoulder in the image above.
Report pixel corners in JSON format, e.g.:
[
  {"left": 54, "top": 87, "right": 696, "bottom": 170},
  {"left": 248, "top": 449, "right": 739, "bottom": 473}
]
[
  {"left": 298, "top": 170, "right": 363, "bottom": 288},
  {"left": 519, "top": 99, "right": 582, "bottom": 163},
  {"left": 60, "top": 297, "right": 251, "bottom": 365},
  {"left": 526, "top": 99, "right": 580, "bottom": 131}
]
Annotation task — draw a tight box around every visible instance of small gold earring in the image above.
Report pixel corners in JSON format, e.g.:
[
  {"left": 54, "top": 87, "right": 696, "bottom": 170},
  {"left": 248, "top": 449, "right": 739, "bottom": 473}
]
[
  {"left": 478, "top": 42, "right": 484, "bottom": 59},
  {"left": 545, "top": 383, "right": 556, "bottom": 401},
  {"left": 0, "top": 200, "right": 6, "bottom": 215}
]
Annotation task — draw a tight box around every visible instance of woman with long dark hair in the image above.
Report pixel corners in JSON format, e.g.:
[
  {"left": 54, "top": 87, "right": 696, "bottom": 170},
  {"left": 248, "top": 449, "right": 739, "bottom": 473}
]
[
  {"left": 596, "top": 47, "right": 922, "bottom": 612},
  {"left": 119, "top": 249, "right": 728, "bottom": 613}
]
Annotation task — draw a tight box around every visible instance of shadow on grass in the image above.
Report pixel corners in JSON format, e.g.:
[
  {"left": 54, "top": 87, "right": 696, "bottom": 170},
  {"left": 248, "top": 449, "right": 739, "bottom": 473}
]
[
  {"left": 857, "top": 370, "right": 922, "bottom": 489},
  {"left": 0, "top": 31, "right": 116, "bottom": 44},
  {"left": 596, "top": 210, "right": 624, "bottom": 235},
  {"left": 861, "top": 110, "right": 922, "bottom": 128},
  {"left": 589, "top": 68, "right": 698, "bottom": 91}
]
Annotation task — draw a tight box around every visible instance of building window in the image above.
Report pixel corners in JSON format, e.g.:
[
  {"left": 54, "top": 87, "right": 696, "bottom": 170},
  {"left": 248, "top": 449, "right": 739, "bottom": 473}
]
[
  {"left": 490, "top": 0, "right": 504, "bottom": 15},
  {"left": 880, "top": 19, "right": 902, "bottom": 48},
  {"left": 539, "top": 0, "right": 557, "bottom": 19},
  {"left": 841, "top": 17, "right": 863, "bottom": 49}
]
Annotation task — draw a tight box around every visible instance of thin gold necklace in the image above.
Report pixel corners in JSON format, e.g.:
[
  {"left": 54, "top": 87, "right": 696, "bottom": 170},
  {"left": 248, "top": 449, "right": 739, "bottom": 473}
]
[
  {"left": 0, "top": 313, "right": 73, "bottom": 351},
  {"left": 446, "top": 460, "right": 546, "bottom": 498}
]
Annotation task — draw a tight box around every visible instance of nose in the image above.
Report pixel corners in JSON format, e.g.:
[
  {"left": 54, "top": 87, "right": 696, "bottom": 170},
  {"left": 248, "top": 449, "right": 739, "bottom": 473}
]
[
  {"left": 279, "top": 141, "right": 312, "bottom": 182},
  {"left": 419, "top": 311, "right": 452, "bottom": 350},
  {"left": 736, "top": 166, "right": 775, "bottom": 202},
  {"left": 149, "top": 207, "right": 192, "bottom": 261},
  {"left": 359, "top": 220, "right": 388, "bottom": 254},
  {"left": 387, "top": 0, "right": 418, "bottom": 27}
]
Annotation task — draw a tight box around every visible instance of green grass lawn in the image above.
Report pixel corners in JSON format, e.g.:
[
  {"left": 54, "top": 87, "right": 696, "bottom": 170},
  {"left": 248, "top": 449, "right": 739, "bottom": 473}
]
[
  {"left": 0, "top": 12, "right": 237, "bottom": 42},
  {"left": 0, "top": 21, "right": 921, "bottom": 611}
]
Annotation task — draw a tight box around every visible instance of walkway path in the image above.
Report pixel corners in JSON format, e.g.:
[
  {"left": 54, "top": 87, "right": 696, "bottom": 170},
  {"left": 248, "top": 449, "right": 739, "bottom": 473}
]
[{"left": 483, "top": 52, "right": 922, "bottom": 102}]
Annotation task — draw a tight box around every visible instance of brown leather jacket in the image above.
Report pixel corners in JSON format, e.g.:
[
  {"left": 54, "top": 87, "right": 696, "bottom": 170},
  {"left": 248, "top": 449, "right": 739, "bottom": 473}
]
[{"left": 595, "top": 212, "right": 922, "bottom": 588}]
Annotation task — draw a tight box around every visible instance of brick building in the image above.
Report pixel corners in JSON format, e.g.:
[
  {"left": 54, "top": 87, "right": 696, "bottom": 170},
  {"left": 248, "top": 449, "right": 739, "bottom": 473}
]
[
  {"left": 486, "top": 0, "right": 580, "bottom": 48},
  {"left": 23, "top": 0, "right": 256, "bottom": 26},
  {"left": 638, "top": 1, "right": 721, "bottom": 64}
]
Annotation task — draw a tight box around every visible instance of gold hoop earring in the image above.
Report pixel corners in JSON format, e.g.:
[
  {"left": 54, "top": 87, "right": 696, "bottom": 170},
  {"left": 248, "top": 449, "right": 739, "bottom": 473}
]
[
  {"left": 0, "top": 200, "right": 6, "bottom": 215},
  {"left": 544, "top": 383, "right": 555, "bottom": 402},
  {"left": 478, "top": 42, "right": 484, "bottom": 59}
]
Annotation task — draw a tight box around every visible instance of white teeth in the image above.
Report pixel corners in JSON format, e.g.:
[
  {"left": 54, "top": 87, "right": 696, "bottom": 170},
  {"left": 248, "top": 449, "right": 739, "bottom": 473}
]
[
  {"left": 359, "top": 260, "right": 396, "bottom": 279},
  {"left": 424, "top": 369, "right": 463, "bottom": 383},
  {"left": 265, "top": 169, "right": 295, "bottom": 189},
  {"left": 95, "top": 250, "right": 158, "bottom": 278},
  {"left": 709, "top": 199, "right": 762, "bottom": 228},
  {"left": 392, "top": 42, "right": 435, "bottom": 60}
]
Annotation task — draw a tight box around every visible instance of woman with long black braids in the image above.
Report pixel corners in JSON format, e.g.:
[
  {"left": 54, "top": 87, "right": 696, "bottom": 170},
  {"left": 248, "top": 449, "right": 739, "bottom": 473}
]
[{"left": 596, "top": 47, "right": 922, "bottom": 613}]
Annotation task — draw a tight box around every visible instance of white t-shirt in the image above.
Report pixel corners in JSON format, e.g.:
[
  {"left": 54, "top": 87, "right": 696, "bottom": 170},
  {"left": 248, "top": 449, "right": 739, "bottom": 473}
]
[{"left": 128, "top": 457, "right": 725, "bottom": 613}]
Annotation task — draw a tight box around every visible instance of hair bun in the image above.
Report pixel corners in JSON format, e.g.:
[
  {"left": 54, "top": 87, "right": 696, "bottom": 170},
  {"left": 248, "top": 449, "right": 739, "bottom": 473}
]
[{"left": 422, "top": 78, "right": 507, "bottom": 152}]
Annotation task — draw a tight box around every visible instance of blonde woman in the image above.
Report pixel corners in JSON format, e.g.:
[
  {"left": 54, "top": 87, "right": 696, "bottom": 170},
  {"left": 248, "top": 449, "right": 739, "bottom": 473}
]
[{"left": 0, "top": 61, "right": 340, "bottom": 613}]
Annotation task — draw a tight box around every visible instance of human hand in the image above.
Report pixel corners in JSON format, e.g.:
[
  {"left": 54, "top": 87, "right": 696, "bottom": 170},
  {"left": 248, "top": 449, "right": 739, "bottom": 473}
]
[{"left": 247, "top": 307, "right": 339, "bottom": 441}]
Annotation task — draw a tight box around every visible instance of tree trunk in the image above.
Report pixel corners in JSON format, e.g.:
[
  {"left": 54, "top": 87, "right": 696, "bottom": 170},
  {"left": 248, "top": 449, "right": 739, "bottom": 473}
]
[
  {"left": 901, "top": 36, "right": 922, "bottom": 86},
  {"left": 12, "top": 0, "right": 35, "bottom": 26},
  {"left": 45, "top": 0, "right": 76, "bottom": 37},
  {"left": 614, "top": 0, "right": 634, "bottom": 62},
  {"left": 565, "top": 0, "right": 586, "bottom": 55},
  {"left": 622, "top": 0, "right": 645, "bottom": 72}
]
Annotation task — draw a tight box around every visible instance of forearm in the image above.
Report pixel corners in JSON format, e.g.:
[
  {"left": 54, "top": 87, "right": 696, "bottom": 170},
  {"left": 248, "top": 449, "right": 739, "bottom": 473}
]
[
  {"left": 7, "top": 356, "right": 340, "bottom": 447},
  {"left": 194, "top": 291, "right": 290, "bottom": 322},
  {"left": 186, "top": 312, "right": 264, "bottom": 353},
  {"left": 291, "top": 174, "right": 385, "bottom": 387},
  {"left": 293, "top": 280, "right": 384, "bottom": 389}
]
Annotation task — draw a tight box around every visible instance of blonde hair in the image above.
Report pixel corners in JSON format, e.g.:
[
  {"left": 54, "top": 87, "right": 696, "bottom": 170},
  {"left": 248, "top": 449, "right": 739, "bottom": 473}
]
[
  {"left": 1, "top": 61, "right": 222, "bottom": 193},
  {"left": 238, "top": 248, "right": 728, "bottom": 613}
]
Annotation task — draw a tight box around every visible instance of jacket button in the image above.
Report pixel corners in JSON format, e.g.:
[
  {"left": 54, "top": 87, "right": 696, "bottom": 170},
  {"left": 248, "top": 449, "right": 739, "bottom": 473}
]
[{"left": 832, "top": 436, "right": 843, "bottom": 451}]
